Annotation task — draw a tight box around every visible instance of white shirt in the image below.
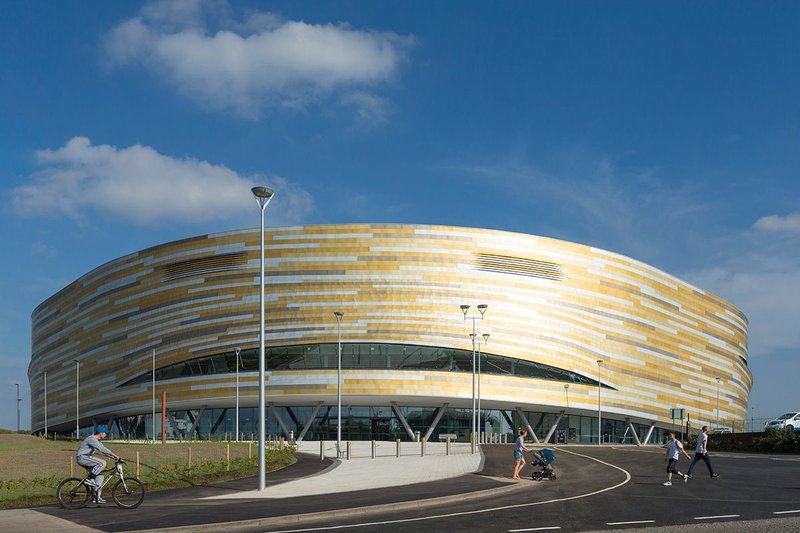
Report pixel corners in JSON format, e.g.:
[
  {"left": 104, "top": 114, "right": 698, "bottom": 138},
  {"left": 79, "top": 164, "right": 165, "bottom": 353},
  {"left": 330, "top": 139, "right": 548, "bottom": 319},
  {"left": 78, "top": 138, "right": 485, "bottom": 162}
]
[
  {"left": 695, "top": 432, "right": 708, "bottom": 453},
  {"left": 667, "top": 439, "right": 684, "bottom": 460}
]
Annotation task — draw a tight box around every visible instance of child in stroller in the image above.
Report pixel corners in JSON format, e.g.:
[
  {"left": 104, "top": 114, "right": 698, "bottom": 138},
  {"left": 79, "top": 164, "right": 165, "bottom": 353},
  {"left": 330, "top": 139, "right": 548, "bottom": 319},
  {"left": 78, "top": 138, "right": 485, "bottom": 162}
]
[{"left": 530, "top": 448, "right": 557, "bottom": 480}]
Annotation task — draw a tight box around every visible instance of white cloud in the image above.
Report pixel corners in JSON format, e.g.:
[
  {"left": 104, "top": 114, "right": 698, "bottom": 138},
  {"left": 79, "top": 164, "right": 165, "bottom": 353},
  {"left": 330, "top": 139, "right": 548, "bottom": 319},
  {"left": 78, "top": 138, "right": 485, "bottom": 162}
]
[
  {"left": 11, "top": 137, "right": 314, "bottom": 226},
  {"left": 104, "top": 0, "right": 413, "bottom": 119},
  {"left": 753, "top": 211, "right": 800, "bottom": 233}
]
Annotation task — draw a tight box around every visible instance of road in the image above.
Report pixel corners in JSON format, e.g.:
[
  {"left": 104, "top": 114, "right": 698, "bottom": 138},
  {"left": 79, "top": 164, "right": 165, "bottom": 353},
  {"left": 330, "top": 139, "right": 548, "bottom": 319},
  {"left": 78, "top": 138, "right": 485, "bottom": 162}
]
[{"left": 31, "top": 444, "right": 800, "bottom": 532}]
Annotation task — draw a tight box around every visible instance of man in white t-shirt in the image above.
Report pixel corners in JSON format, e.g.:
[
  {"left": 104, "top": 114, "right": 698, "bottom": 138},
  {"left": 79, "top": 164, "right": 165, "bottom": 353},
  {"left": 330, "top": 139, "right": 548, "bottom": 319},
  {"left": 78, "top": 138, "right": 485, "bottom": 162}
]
[
  {"left": 663, "top": 431, "right": 692, "bottom": 486},
  {"left": 687, "top": 425, "right": 719, "bottom": 479}
]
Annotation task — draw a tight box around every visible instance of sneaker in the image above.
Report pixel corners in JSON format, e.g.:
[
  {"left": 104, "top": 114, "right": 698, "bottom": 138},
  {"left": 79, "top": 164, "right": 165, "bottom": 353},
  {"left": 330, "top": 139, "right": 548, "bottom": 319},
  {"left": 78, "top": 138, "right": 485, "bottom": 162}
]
[
  {"left": 94, "top": 497, "right": 106, "bottom": 504},
  {"left": 683, "top": 474, "right": 689, "bottom": 483},
  {"left": 663, "top": 481, "right": 672, "bottom": 486},
  {"left": 687, "top": 474, "right": 693, "bottom": 479},
  {"left": 711, "top": 473, "right": 719, "bottom": 479}
]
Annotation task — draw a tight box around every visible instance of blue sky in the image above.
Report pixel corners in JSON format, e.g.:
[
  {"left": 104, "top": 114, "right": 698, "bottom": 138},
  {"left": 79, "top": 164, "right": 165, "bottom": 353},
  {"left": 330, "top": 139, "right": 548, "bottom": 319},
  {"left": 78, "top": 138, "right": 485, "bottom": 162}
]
[{"left": 2, "top": 1, "right": 798, "bottom": 431}]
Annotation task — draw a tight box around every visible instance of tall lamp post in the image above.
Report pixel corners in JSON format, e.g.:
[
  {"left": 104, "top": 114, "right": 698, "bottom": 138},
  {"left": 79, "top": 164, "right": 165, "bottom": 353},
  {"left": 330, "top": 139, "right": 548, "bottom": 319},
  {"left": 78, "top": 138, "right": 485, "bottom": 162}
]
[
  {"left": 152, "top": 349, "right": 156, "bottom": 442},
  {"left": 715, "top": 377, "right": 721, "bottom": 428},
  {"left": 15, "top": 383, "right": 21, "bottom": 433},
  {"left": 460, "top": 303, "right": 487, "bottom": 454},
  {"left": 564, "top": 383, "right": 570, "bottom": 408},
  {"left": 334, "top": 311, "right": 344, "bottom": 455},
  {"left": 43, "top": 371, "right": 48, "bottom": 437},
  {"left": 235, "top": 348, "right": 241, "bottom": 442},
  {"left": 475, "top": 333, "right": 489, "bottom": 440},
  {"left": 596, "top": 359, "right": 603, "bottom": 445},
  {"left": 252, "top": 185, "right": 275, "bottom": 492},
  {"left": 74, "top": 359, "right": 80, "bottom": 438}
]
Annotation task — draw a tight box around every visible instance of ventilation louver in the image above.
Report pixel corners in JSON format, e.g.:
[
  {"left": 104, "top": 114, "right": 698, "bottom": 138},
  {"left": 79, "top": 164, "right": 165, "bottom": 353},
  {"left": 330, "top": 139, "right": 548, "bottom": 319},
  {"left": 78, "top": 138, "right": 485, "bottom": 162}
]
[
  {"left": 474, "top": 253, "right": 564, "bottom": 281},
  {"left": 160, "top": 252, "right": 248, "bottom": 282}
]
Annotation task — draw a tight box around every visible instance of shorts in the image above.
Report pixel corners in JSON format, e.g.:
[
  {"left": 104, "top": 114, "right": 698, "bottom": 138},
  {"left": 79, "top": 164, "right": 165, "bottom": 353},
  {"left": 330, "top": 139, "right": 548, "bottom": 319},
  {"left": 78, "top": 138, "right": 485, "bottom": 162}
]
[
  {"left": 666, "top": 458, "right": 679, "bottom": 473},
  {"left": 514, "top": 450, "right": 523, "bottom": 461}
]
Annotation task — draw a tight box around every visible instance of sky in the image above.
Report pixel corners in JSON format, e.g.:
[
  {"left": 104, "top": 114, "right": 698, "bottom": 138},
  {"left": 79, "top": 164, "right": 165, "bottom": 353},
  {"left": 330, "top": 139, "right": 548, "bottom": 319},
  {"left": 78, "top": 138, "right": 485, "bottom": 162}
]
[{"left": 2, "top": 0, "right": 799, "bottom": 431}]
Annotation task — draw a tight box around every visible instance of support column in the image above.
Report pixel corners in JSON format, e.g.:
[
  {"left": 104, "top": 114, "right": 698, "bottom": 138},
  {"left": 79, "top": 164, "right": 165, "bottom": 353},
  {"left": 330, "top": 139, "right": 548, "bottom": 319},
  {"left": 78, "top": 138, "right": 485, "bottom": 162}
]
[
  {"left": 625, "top": 417, "right": 642, "bottom": 446},
  {"left": 187, "top": 406, "right": 206, "bottom": 438},
  {"left": 515, "top": 407, "right": 540, "bottom": 444},
  {"left": 642, "top": 421, "right": 657, "bottom": 445},
  {"left": 543, "top": 411, "right": 565, "bottom": 444},
  {"left": 391, "top": 402, "right": 416, "bottom": 441},
  {"left": 423, "top": 403, "right": 450, "bottom": 441},
  {"left": 268, "top": 403, "right": 290, "bottom": 437},
  {"left": 296, "top": 401, "right": 324, "bottom": 443}
]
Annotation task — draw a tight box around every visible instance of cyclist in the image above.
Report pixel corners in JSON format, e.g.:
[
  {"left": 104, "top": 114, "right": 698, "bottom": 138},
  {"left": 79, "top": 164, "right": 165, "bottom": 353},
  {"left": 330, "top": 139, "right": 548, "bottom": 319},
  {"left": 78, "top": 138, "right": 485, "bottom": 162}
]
[{"left": 76, "top": 425, "right": 120, "bottom": 504}]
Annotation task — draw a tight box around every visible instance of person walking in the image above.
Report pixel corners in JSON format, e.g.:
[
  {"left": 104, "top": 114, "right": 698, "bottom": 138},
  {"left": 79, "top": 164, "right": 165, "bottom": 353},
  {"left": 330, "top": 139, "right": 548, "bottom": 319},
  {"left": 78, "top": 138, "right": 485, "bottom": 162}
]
[
  {"left": 512, "top": 429, "right": 531, "bottom": 479},
  {"left": 687, "top": 425, "right": 719, "bottom": 479},
  {"left": 663, "top": 431, "right": 692, "bottom": 486}
]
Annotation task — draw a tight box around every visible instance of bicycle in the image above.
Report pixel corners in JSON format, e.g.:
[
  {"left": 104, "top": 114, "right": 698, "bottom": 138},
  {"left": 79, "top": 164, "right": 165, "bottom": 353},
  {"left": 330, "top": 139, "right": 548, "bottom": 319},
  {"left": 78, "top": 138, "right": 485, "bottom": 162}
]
[{"left": 57, "top": 459, "right": 145, "bottom": 509}]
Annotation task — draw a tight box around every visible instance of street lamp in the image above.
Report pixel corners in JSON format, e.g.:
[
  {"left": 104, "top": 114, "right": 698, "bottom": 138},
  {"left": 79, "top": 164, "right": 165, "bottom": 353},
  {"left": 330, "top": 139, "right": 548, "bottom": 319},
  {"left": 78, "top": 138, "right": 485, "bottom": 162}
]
[
  {"left": 334, "top": 311, "right": 344, "bottom": 455},
  {"left": 564, "top": 383, "right": 570, "bottom": 408},
  {"left": 152, "top": 349, "right": 156, "bottom": 442},
  {"left": 715, "top": 377, "right": 721, "bottom": 428},
  {"left": 460, "top": 303, "right": 487, "bottom": 454},
  {"left": 15, "top": 383, "right": 20, "bottom": 433},
  {"left": 43, "top": 371, "right": 48, "bottom": 437},
  {"left": 476, "top": 333, "right": 489, "bottom": 439},
  {"left": 235, "top": 348, "right": 241, "bottom": 442},
  {"left": 596, "top": 360, "right": 603, "bottom": 445},
  {"left": 252, "top": 185, "right": 275, "bottom": 492},
  {"left": 74, "top": 359, "right": 80, "bottom": 439}
]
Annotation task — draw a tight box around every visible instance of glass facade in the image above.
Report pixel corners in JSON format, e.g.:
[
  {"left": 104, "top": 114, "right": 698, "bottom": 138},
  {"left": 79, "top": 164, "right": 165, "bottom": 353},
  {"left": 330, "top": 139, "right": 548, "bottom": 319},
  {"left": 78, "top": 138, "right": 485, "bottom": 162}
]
[{"left": 107, "top": 405, "right": 668, "bottom": 445}]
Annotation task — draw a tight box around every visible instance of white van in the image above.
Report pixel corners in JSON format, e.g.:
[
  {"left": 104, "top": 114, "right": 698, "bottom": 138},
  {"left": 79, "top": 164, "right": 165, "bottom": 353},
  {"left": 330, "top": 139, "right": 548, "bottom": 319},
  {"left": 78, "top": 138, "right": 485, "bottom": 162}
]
[{"left": 764, "top": 412, "right": 800, "bottom": 431}]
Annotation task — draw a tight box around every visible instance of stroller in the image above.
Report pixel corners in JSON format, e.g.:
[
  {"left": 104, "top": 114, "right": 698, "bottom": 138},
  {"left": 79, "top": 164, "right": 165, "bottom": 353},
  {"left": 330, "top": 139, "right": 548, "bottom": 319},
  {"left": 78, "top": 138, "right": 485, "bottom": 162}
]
[{"left": 529, "top": 448, "right": 557, "bottom": 480}]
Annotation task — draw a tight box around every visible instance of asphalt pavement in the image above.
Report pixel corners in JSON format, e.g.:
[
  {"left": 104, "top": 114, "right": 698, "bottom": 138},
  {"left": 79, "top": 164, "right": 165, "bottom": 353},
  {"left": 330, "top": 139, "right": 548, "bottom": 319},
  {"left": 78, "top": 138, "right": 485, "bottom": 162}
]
[{"left": 2, "top": 442, "right": 799, "bottom": 533}]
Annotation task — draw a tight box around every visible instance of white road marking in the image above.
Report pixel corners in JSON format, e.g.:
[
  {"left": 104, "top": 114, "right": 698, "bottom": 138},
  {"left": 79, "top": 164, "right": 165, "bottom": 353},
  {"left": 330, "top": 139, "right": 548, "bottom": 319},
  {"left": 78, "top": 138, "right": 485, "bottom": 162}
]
[
  {"left": 508, "top": 527, "right": 561, "bottom": 532},
  {"left": 607, "top": 520, "right": 656, "bottom": 525},
  {"left": 774, "top": 509, "right": 800, "bottom": 514},
  {"left": 263, "top": 448, "right": 632, "bottom": 532},
  {"left": 694, "top": 514, "right": 740, "bottom": 520}
]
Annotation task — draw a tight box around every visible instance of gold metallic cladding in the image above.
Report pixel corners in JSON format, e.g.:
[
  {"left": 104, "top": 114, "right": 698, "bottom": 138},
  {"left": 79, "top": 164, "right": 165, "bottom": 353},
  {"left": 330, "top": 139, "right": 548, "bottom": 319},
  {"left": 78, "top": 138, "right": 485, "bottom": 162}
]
[{"left": 27, "top": 223, "right": 751, "bottom": 434}]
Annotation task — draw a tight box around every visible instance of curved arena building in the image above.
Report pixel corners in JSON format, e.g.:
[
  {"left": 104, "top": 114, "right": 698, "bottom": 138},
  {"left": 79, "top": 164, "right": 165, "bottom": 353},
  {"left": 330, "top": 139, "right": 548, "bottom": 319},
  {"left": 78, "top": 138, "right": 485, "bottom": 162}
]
[{"left": 28, "top": 224, "right": 751, "bottom": 444}]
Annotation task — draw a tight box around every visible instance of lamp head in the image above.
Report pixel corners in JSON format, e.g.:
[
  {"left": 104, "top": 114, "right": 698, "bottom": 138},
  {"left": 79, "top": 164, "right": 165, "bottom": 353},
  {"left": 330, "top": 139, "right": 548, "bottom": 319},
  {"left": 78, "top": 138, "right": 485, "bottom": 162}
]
[
  {"left": 460, "top": 304, "right": 470, "bottom": 316},
  {"left": 477, "top": 304, "right": 488, "bottom": 316},
  {"left": 251, "top": 186, "right": 274, "bottom": 199},
  {"left": 596, "top": 359, "right": 603, "bottom": 365},
  {"left": 334, "top": 311, "right": 344, "bottom": 319},
  {"left": 482, "top": 333, "right": 490, "bottom": 343}
]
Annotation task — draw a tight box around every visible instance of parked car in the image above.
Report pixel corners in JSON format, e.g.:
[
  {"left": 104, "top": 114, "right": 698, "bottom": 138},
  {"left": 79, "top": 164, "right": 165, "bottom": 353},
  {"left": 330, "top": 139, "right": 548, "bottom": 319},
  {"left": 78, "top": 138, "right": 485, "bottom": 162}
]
[{"left": 764, "top": 412, "right": 800, "bottom": 431}]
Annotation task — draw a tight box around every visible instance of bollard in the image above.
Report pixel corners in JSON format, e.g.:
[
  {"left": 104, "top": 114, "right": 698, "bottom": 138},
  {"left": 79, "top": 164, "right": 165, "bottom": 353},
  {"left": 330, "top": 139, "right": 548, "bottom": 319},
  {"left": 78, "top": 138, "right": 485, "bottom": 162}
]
[
  {"left": 446, "top": 436, "right": 451, "bottom": 456},
  {"left": 371, "top": 440, "right": 376, "bottom": 459},
  {"left": 320, "top": 440, "right": 325, "bottom": 460},
  {"left": 421, "top": 438, "right": 426, "bottom": 457},
  {"left": 248, "top": 440, "right": 252, "bottom": 460},
  {"left": 188, "top": 447, "right": 193, "bottom": 472},
  {"left": 226, "top": 443, "right": 230, "bottom": 471},
  {"left": 396, "top": 438, "right": 401, "bottom": 458},
  {"left": 70, "top": 456, "right": 74, "bottom": 477},
  {"left": 346, "top": 441, "right": 351, "bottom": 460},
  {"left": 136, "top": 451, "right": 140, "bottom": 478}
]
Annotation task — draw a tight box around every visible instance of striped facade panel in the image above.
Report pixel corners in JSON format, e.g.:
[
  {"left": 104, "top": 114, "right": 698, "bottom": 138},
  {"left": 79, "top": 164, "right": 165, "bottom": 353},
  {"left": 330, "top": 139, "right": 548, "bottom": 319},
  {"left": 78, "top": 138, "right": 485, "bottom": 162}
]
[{"left": 28, "top": 224, "right": 751, "bottom": 434}]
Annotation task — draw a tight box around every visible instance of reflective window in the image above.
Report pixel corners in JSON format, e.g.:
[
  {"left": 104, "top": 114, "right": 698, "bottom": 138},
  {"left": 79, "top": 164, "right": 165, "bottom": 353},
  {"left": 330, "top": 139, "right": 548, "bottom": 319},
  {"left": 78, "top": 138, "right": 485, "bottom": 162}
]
[{"left": 121, "top": 342, "right": 611, "bottom": 389}]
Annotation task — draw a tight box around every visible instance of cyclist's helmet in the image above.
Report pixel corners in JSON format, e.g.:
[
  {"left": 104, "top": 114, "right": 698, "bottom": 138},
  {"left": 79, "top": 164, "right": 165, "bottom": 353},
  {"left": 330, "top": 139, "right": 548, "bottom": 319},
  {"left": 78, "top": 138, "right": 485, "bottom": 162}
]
[{"left": 95, "top": 425, "right": 109, "bottom": 434}]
